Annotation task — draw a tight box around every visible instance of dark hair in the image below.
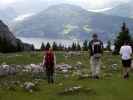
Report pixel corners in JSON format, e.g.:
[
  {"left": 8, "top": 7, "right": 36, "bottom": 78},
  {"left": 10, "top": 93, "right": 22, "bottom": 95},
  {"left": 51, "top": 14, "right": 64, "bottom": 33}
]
[{"left": 92, "top": 33, "right": 98, "bottom": 38}]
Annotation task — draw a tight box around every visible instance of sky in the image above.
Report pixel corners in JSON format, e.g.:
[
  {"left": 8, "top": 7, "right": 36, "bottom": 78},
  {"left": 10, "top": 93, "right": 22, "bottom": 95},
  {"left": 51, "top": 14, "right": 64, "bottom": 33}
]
[
  {"left": 0, "top": 0, "right": 132, "bottom": 22},
  {"left": 0, "top": 0, "right": 132, "bottom": 10}
]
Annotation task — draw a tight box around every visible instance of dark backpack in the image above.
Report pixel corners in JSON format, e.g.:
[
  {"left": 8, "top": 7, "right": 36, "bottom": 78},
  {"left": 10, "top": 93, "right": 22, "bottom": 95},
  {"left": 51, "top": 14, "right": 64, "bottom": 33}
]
[
  {"left": 91, "top": 40, "right": 103, "bottom": 54},
  {"left": 45, "top": 52, "right": 54, "bottom": 66}
]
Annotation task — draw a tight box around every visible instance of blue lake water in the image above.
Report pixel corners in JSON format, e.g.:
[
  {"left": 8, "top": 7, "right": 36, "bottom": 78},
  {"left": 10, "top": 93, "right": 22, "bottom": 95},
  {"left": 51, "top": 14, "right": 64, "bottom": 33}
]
[
  {"left": 18, "top": 37, "right": 115, "bottom": 50},
  {"left": 18, "top": 37, "right": 83, "bottom": 49}
]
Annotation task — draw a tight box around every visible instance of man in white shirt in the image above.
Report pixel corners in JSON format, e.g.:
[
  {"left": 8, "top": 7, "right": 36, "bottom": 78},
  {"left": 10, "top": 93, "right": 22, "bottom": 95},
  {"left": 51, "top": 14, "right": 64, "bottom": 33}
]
[{"left": 120, "top": 41, "right": 132, "bottom": 79}]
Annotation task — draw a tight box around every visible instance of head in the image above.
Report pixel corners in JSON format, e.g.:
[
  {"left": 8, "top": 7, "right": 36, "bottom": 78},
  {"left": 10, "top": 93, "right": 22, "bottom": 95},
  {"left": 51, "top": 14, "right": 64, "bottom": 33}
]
[
  {"left": 92, "top": 33, "right": 98, "bottom": 40},
  {"left": 48, "top": 48, "right": 53, "bottom": 52}
]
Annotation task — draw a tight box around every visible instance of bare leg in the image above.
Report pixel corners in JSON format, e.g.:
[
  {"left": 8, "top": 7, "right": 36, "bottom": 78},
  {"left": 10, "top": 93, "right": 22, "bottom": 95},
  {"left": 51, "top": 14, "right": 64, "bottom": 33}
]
[{"left": 123, "top": 67, "right": 130, "bottom": 79}]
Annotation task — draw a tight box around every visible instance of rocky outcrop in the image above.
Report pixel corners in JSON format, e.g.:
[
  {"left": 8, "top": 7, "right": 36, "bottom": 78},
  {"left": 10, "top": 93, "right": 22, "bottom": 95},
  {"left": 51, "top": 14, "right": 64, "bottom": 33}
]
[{"left": 0, "top": 20, "right": 34, "bottom": 53}]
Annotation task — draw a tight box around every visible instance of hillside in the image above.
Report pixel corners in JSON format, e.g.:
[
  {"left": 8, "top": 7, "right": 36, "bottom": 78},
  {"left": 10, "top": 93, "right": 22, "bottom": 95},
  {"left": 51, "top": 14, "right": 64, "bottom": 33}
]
[
  {"left": 0, "top": 20, "right": 33, "bottom": 52},
  {"left": 13, "top": 4, "right": 133, "bottom": 41}
]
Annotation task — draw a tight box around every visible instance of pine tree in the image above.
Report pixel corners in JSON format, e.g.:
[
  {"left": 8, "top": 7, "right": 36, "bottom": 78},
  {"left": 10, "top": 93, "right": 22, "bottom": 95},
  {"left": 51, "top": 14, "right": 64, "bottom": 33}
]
[
  {"left": 71, "top": 42, "right": 76, "bottom": 51},
  {"left": 77, "top": 43, "right": 81, "bottom": 51},
  {"left": 114, "top": 22, "right": 132, "bottom": 54},
  {"left": 0, "top": 37, "right": 2, "bottom": 52},
  {"left": 52, "top": 42, "right": 58, "bottom": 51},
  {"left": 40, "top": 42, "right": 45, "bottom": 51},
  {"left": 58, "top": 43, "right": 64, "bottom": 51},
  {"left": 31, "top": 44, "right": 35, "bottom": 51},
  {"left": 107, "top": 40, "right": 111, "bottom": 51},
  {"left": 45, "top": 42, "right": 51, "bottom": 50},
  {"left": 83, "top": 40, "right": 88, "bottom": 51}
]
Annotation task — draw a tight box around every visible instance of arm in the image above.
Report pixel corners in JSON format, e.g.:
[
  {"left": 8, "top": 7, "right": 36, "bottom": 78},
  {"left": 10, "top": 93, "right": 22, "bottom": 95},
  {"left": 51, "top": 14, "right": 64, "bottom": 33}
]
[
  {"left": 130, "top": 46, "right": 132, "bottom": 57},
  {"left": 89, "top": 41, "right": 92, "bottom": 57},
  {"left": 42, "top": 56, "right": 45, "bottom": 67},
  {"left": 101, "top": 41, "right": 104, "bottom": 54},
  {"left": 54, "top": 53, "right": 56, "bottom": 66},
  {"left": 119, "top": 47, "right": 122, "bottom": 56}
]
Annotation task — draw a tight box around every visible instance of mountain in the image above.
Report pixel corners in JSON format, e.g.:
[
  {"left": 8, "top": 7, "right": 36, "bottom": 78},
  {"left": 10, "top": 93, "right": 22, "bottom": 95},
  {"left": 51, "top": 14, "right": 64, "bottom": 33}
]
[
  {"left": 13, "top": 4, "right": 133, "bottom": 41},
  {"left": 104, "top": 1, "right": 133, "bottom": 18},
  {"left": 0, "top": 20, "right": 34, "bottom": 52},
  {"left": 0, "top": 7, "right": 18, "bottom": 24}
]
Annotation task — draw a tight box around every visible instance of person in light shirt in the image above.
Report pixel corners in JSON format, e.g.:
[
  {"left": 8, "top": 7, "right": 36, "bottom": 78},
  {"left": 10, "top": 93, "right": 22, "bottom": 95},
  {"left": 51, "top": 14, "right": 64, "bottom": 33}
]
[{"left": 120, "top": 41, "right": 132, "bottom": 79}]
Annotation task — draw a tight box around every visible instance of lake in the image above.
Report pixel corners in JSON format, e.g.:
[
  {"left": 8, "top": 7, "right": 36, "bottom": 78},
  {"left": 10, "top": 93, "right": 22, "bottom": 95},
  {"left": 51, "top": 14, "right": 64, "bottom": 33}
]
[
  {"left": 18, "top": 37, "right": 83, "bottom": 49},
  {"left": 18, "top": 37, "right": 115, "bottom": 50}
]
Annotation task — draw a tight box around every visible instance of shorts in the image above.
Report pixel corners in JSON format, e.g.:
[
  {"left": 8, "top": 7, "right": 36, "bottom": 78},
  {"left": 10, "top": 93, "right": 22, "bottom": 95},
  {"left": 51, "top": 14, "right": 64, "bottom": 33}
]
[{"left": 122, "top": 59, "right": 131, "bottom": 68}]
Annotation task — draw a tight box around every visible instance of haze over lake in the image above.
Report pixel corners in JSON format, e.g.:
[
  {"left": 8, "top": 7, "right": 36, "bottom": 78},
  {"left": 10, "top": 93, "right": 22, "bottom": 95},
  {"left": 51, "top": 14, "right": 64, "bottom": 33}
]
[{"left": 18, "top": 37, "right": 83, "bottom": 49}]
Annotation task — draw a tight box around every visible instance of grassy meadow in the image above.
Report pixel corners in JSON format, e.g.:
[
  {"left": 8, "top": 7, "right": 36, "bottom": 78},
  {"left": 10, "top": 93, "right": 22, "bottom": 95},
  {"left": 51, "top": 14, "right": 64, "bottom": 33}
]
[{"left": 0, "top": 51, "right": 133, "bottom": 100}]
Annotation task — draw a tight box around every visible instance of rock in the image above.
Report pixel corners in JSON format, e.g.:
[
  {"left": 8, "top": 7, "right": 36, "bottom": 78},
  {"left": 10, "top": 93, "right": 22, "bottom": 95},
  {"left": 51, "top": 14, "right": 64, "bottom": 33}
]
[
  {"left": 30, "top": 64, "right": 44, "bottom": 73},
  {"left": 24, "top": 65, "right": 32, "bottom": 72},
  {"left": 75, "top": 61, "right": 82, "bottom": 69},
  {"left": 101, "top": 66, "right": 106, "bottom": 69},
  {"left": 58, "top": 85, "right": 95, "bottom": 95},
  {"left": 111, "top": 64, "right": 118, "bottom": 71},
  {"left": 58, "top": 83, "right": 63, "bottom": 86},
  {"left": 78, "top": 74, "right": 89, "bottom": 79},
  {"left": 23, "top": 82, "right": 36, "bottom": 93},
  {"left": 62, "top": 69, "right": 69, "bottom": 73},
  {"left": 56, "top": 64, "right": 72, "bottom": 72}
]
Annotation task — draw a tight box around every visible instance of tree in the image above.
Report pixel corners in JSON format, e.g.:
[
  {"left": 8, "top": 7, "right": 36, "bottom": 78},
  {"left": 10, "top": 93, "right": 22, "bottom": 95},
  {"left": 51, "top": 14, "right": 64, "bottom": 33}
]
[
  {"left": 71, "top": 42, "right": 76, "bottom": 51},
  {"left": 31, "top": 44, "right": 35, "bottom": 51},
  {"left": 40, "top": 42, "right": 45, "bottom": 51},
  {"left": 0, "top": 37, "right": 2, "bottom": 52},
  {"left": 45, "top": 42, "right": 51, "bottom": 50},
  {"left": 114, "top": 22, "right": 132, "bottom": 54},
  {"left": 76, "top": 43, "right": 81, "bottom": 51},
  {"left": 106, "top": 40, "right": 111, "bottom": 51},
  {"left": 52, "top": 42, "right": 58, "bottom": 51},
  {"left": 16, "top": 39, "right": 23, "bottom": 52},
  {"left": 58, "top": 43, "right": 64, "bottom": 51},
  {"left": 83, "top": 40, "right": 88, "bottom": 51}
]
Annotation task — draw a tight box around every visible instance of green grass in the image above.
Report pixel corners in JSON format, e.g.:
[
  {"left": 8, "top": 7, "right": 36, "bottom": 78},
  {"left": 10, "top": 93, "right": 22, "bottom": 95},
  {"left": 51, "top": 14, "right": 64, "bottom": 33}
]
[{"left": 0, "top": 51, "right": 133, "bottom": 100}]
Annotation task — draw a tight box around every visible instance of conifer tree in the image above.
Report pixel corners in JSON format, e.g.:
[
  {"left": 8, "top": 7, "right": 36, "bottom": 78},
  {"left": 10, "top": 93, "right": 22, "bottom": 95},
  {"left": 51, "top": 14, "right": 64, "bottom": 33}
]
[{"left": 114, "top": 22, "right": 132, "bottom": 54}]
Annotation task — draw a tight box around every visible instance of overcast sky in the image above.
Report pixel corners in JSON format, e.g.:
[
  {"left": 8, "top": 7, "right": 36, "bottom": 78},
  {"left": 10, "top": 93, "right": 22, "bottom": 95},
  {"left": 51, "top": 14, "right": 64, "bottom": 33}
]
[{"left": 0, "top": 0, "right": 131, "bottom": 9}]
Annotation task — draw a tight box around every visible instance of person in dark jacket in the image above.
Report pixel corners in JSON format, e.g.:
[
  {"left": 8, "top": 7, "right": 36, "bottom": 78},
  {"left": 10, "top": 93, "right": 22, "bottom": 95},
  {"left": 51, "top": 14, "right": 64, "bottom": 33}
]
[
  {"left": 89, "top": 33, "right": 103, "bottom": 79},
  {"left": 43, "top": 48, "right": 56, "bottom": 84}
]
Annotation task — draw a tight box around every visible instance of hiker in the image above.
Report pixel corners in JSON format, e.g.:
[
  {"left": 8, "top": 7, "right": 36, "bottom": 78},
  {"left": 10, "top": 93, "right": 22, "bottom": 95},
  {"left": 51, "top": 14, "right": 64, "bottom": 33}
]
[
  {"left": 120, "top": 41, "right": 132, "bottom": 79},
  {"left": 89, "top": 33, "right": 103, "bottom": 79},
  {"left": 43, "top": 48, "right": 56, "bottom": 84}
]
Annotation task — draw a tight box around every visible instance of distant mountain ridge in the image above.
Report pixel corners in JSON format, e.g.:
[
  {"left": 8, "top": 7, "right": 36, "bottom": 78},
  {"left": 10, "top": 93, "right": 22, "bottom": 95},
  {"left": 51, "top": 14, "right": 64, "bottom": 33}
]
[
  {"left": 103, "top": 1, "right": 133, "bottom": 18},
  {"left": 13, "top": 4, "right": 133, "bottom": 41}
]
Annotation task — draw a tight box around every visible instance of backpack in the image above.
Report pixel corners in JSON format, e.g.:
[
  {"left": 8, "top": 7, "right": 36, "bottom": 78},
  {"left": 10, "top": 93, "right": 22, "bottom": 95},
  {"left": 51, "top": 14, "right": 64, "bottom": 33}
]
[
  {"left": 45, "top": 52, "right": 54, "bottom": 66},
  {"left": 91, "top": 40, "right": 102, "bottom": 58}
]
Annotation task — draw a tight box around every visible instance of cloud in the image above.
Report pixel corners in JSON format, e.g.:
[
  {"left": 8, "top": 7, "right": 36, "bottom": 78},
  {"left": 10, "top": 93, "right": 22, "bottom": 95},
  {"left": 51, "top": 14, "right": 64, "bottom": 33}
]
[
  {"left": 0, "top": 0, "right": 132, "bottom": 11},
  {"left": 65, "top": 0, "right": 132, "bottom": 10}
]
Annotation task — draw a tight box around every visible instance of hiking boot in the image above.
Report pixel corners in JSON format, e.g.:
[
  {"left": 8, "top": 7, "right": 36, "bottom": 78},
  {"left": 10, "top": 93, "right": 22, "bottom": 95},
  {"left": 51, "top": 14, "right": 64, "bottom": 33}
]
[
  {"left": 124, "top": 73, "right": 129, "bottom": 79},
  {"left": 95, "top": 76, "right": 100, "bottom": 79},
  {"left": 92, "top": 75, "right": 100, "bottom": 80}
]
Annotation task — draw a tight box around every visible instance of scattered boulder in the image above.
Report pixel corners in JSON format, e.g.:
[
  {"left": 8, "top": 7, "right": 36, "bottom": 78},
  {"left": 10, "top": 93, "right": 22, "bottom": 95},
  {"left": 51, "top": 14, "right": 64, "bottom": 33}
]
[
  {"left": 111, "top": 64, "right": 119, "bottom": 71},
  {"left": 58, "top": 85, "right": 95, "bottom": 95},
  {"left": 23, "top": 82, "right": 36, "bottom": 93},
  {"left": 0, "top": 64, "right": 17, "bottom": 76},
  {"left": 56, "top": 64, "right": 72, "bottom": 73},
  {"left": 30, "top": 64, "right": 44, "bottom": 74},
  {"left": 66, "top": 51, "right": 81, "bottom": 57},
  {"left": 75, "top": 61, "right": 82, "bottom": 69}
]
